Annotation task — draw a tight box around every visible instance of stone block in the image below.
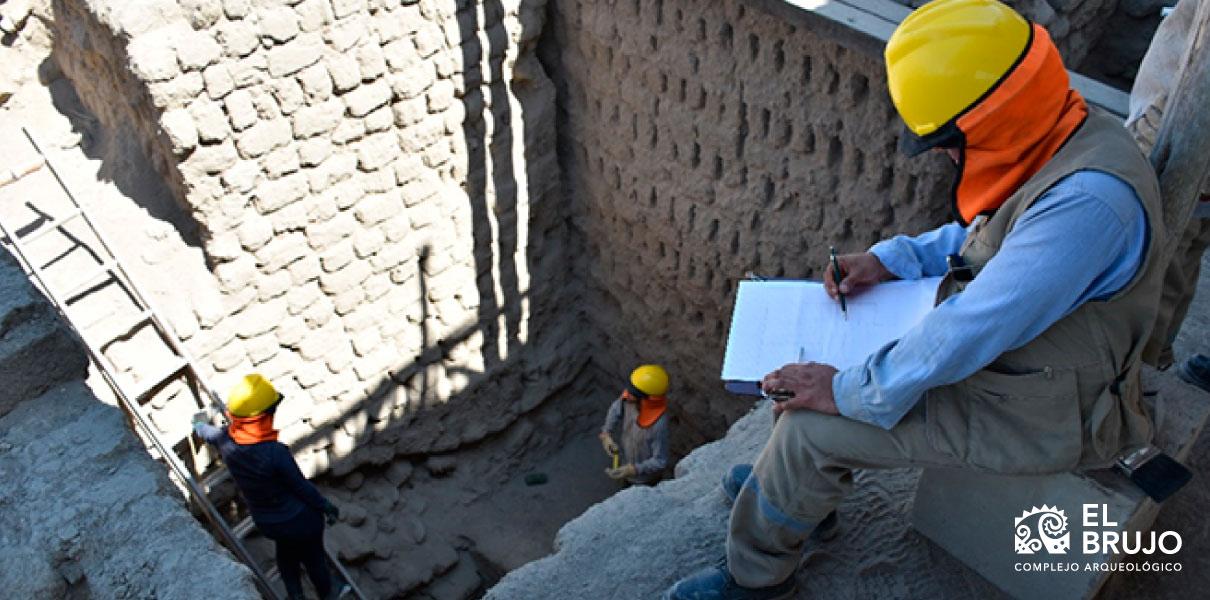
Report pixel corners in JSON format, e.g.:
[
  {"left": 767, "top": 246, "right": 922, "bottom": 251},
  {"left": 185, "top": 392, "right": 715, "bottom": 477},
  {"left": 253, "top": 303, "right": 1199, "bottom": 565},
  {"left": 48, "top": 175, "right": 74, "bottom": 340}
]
[
  {"left": 234, "top": 297, "right": 288, "bottom": 338},
  {"left": 392, "top": 95, "right": 428, "bottom": 127},
  {"left": 286, "top": 281, "right": 324, "bottom": 315},
  {"left": 297, "top": 62, "right": 333, "bottom": 103},
  {"left": 331, "top": 0, "right": 368, "bottom": 19},
  {"left": 364, "top": 105, "right": 394, "bottom": 133},
  {"left": 176, "top": 31, "right": 223, "bottom": 71},
  {"left": 320, "top": 238, "right": 355, "bottom": 273},
  {"left": 223, "top": 0, "right": 251, "bottom": 18},
  {"left": 189, "top": 98, "right": 230, "bottom": 143},
  {"left": 298, "top": 137, "right": 333, "bottom": 167},
  {"left": 253, "top": 231, "right": 309, "bottom": 272},
  {"left": 148, "top": 72, "right": 205, "bottom": 109},
  {"left": 213, "top": 254, "right": 258, "bottom": 292},
  {"left": 320, "top": 260, "right": 374, "bottom": 296},
  {"left": 160, "top": 108, "right": 197, "bottom": 154},
  {"left": 237, "top": 117, "right": 293, "bottom": 158},
  {"left": 178, "top": 0, "right": 224, "bottom": 28},
  {"left": 224, "top": 89, "right": 258, "bottom": 131},
  {"left": 353, "top": 190, "right": 403, "bottom": 226},
  {"left": 324, "top": 336, "right": 356, "bottom": 372},
  {"left": 271, "top": 77, "right": 307, "bottom": 115},
  {"left": 299, "top": 322, "right": 345, "bottom": 361},
  {"left": 387, "top": 61, "right": 436, "bottom": 99},
  {"left": 184, "top": 140, "right": 238, "bottom": 174},
  {"left": 202, "top": 64, "right": 235, "bottom": 99},
  {"left": 258, "top": 5, "right": 300, "bottom": 42},
  {"left": 128, "top": 31, "right": 182, "bottom": 82},
  {"left": 305, "top": 210, "right": 357, "bottom": 248},
  {"left": 356, "top": 42, "right": 388, "bottom": 81},
  {"left": 262, "top": 146, "right": 301, "bottom": 178},
  {"left": 267, "top": 33, "right": 325, "bottom": 77},
  {"left": 275, "top": 315, "right": 309, "bottom": 348},
  {"left": 221, "top": 159, "right": 260, "bottom": 193},
  {"left": 426, "top": 78, "right": 456, "bottom": 113},
  {"left": 296, "top": 0, "right": 333, "bottom": 32},
  {"left": 343, "top": 78, "right": 393, "bottom": 118},
  {"left": 355, "top": 131, "right": 401, "bottom": 171},
  {"left": 912, "top": 368, "right": 1210, "bottom": 600},
  {"left": 326, "top": 54, "right": 362, "bottom": 92},
  {"left": 236, "top": 216, "right": 274, "bottom": 251},
  {"left": 324, "top": 13, "right": 369, "bottom": 51},
  {"left": 291, "top": 98, "right": 344, "bottom": 138},
  {"left": 253, "top": 171, "right": 308, "bottom": 213},
  {"left": 288, "top": 254, "right": 323, "bottom": 286},
  {"left": 352, "top": 226, "right": 386, "bottom": 259},
  {"left": 215, "top": 19, "right": 260, "bottom": 57}
]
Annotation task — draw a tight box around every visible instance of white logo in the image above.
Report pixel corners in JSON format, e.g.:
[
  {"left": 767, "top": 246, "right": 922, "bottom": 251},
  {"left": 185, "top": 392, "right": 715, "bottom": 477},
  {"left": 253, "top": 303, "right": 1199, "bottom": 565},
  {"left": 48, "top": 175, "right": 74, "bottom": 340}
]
[{"left": 1014, "top": 505, "right": 1071, "bottom": 554}]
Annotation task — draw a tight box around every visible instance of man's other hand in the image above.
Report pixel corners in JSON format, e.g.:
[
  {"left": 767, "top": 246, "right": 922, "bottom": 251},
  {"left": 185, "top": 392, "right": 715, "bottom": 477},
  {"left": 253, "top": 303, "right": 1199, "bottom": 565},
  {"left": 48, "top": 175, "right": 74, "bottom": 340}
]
[
  {"left": 761, "top": 362, "right": 840, "bottom": 417},
  {"left": 823, "top": 252, "right": 893, "bottom": 300}
]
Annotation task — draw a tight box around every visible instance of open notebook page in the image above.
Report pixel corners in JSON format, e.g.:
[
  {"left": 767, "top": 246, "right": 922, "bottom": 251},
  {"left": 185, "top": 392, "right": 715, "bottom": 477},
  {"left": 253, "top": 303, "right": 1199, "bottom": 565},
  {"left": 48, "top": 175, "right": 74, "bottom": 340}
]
[{"left": 721, "top": 277, "right": 943, "bottom": 383}]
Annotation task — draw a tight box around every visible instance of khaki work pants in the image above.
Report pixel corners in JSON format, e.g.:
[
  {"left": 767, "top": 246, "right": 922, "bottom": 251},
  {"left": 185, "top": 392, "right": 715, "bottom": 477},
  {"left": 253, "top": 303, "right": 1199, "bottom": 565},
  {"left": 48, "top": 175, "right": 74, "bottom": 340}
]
[
  {"left": 726, "top": 406, "right": 1013, "bottom": 588},
  {"left": 1144, "top": 214, "right": 1210, "bottom": 367}
]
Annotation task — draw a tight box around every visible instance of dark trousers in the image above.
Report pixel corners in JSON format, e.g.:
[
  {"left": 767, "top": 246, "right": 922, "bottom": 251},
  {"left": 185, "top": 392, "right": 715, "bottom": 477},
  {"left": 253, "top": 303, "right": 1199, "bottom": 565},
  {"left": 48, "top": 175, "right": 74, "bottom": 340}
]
[{"left": 258, "top": 508, "right": 331, "bottom": 599}]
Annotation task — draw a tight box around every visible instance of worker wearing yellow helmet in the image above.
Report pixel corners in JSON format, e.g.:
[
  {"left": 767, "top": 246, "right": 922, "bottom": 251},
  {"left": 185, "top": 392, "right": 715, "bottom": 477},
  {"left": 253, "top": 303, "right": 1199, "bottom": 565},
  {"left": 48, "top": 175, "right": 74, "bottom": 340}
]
[
  {"left": 192, "top": 374, "right": 345, "bottom": 600},
  {"left": 668, "top": 0, "right": 1166, "bottom": 597},
  {"left": 599, "top": 364, "right": 671, "bottom": 485}
]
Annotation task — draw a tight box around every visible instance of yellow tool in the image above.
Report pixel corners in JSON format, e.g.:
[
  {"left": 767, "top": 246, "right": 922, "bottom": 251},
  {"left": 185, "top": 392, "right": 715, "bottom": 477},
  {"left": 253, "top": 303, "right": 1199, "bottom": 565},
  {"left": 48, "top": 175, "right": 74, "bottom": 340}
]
[{"left": 611, "top": 450, "right": 620, "bottom": 470}]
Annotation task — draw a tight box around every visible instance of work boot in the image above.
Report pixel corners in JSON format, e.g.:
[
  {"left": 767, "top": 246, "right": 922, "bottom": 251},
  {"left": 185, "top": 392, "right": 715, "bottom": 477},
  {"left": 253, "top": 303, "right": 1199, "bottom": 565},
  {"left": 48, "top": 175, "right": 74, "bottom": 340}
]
[
  {"left": 1178, "top": 354, "right": 1210, "bottom": 394},
  {"left": 721, "top": 464, "right": 839, "bottom": 542},
  {"left": 664, "top": 561, "right": 795, "bottom": 600}
]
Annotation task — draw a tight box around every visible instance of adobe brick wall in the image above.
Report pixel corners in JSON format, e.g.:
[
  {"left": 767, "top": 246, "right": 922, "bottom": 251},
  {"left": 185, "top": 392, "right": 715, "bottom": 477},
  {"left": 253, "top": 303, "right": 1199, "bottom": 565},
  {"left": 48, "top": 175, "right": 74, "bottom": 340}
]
[
  {"left": 51, "top": 0, "right": 581, "bottom": 476},
  {"left": 542, "top": 0, "right": 956, "bottom": 452}
]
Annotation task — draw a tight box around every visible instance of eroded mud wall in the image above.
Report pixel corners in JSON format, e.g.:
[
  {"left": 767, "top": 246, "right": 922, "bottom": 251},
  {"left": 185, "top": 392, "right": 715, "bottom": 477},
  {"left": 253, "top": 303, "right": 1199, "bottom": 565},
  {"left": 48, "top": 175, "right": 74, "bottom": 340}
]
[
  {"left": 542, "top": 0, "right": 958, "bottom": 451},
  {"left": 51, "top": 0, "right": 580, "bottom": 477}
]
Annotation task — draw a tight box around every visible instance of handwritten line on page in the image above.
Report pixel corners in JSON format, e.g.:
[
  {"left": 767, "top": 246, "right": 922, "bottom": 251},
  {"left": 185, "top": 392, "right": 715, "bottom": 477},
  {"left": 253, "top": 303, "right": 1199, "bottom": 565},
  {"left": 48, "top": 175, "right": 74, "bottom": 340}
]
[{"left": 721, "top": 277, "right": 943, "bottom": 383}]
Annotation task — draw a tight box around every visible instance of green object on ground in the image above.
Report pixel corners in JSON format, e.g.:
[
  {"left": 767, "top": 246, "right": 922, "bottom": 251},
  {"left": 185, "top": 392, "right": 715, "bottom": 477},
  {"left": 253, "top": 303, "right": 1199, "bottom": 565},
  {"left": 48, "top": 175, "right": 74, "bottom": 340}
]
[{"left": 524, "top": 473, "right": 548, "bottom": 486}]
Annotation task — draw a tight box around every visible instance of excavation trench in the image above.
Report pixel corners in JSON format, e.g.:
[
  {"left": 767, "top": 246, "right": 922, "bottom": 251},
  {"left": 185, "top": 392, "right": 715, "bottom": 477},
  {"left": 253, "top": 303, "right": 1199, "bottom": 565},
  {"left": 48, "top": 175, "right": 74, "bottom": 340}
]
[{"left": 0, "top": 0, "right": 1161, "bottom": 598}]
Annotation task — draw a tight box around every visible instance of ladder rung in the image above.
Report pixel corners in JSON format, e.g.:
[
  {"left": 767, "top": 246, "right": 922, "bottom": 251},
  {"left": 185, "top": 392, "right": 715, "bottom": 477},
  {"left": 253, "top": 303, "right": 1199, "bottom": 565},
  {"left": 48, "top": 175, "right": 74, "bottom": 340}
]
[
  {"left": 234, "top": 516, "right": 256, "bottom": 539},
  {"left": 202, "top": 468, "right": 231, "bottom": 491},
  {"left": 129, "top": 357, "right": 189, "bottom": 402},
  {"left": 61, "top": 260, "right": 115, "bottom": 300},
  {"left": 22, "top": 208, "right": 83, "bottom": 245}
]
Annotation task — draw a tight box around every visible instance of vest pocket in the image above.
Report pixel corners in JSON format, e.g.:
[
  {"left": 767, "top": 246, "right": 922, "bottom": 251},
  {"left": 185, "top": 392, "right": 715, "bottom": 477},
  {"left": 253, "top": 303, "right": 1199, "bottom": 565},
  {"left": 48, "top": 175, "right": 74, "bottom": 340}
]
[{"left": 924, "top": 367, "right": 1082, "bottom": 474}]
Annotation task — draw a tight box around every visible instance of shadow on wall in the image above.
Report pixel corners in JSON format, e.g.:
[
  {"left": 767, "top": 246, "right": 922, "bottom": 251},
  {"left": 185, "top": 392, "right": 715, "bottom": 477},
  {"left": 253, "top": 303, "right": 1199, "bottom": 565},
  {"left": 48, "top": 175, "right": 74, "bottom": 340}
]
[
  {"left": 282, "top": 0, "right": 577, "bottom": 479},
  {"left": 38, "top": 60, "right": 204, "bottom": 248}
]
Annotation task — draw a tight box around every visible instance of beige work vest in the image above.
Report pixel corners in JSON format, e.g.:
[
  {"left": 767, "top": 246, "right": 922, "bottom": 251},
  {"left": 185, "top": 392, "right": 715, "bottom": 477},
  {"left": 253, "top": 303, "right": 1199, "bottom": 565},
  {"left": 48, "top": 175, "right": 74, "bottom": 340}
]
[{"left": 925, "top": 109, "right": 1167, "bottom": 474}]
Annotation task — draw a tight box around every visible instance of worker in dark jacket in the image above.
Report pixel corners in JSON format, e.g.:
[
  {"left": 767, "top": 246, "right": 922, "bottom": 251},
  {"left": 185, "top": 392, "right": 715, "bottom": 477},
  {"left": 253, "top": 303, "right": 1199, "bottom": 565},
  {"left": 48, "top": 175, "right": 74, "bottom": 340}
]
[
  {"left": 599, "top": 364, "right": 672, "bottom": 485},
  {"left": 193, "top": 373, "right": 340, "bottom": 600}
]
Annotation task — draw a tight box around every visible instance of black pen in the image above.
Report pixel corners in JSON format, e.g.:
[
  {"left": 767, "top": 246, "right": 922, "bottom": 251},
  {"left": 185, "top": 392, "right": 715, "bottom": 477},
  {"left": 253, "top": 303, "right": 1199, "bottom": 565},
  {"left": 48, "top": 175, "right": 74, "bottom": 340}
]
[{"left": 829, "top": 246, "right": 848, "bottom": 320}]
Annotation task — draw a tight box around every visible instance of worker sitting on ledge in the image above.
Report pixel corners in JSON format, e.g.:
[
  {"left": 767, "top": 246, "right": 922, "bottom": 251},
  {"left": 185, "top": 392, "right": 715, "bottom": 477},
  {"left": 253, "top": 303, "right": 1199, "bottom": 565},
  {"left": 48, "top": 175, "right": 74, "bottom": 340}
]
[
  {"left": 599, "top": 364, "right": 671, "bottom": 485},
  {"left": 666, "top": 0, "right": 1167, "bottom": 598},
  {"left": 193, "top": 374, "right": 343, "bottom": 600}
]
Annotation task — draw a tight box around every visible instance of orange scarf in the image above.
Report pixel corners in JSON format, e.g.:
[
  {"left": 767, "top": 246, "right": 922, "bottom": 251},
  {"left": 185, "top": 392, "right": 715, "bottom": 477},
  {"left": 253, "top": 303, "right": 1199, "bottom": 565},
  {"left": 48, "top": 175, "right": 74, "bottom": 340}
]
[
  {"left": 227, "top": 411, "right": 279, "bottom": 445},
  {"left": 637, "top": 395, "right": 667, "bottom": 428},
  {"left": 951, "top": 24, "right": 1088, "bottom": 225}
]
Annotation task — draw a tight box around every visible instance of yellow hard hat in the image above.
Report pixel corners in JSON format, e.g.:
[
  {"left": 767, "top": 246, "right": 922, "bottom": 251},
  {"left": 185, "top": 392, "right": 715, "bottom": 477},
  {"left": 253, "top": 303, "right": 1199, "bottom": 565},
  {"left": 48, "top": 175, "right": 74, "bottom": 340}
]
[
  {"left": 226, "top": 373, "right": 281, "bottom": 417},
  {"left": 629, "top": 364, "right": 669, "bottom": 397},
  {"left": 885, "top": 0, "right": 1030, "bottom": 139}
]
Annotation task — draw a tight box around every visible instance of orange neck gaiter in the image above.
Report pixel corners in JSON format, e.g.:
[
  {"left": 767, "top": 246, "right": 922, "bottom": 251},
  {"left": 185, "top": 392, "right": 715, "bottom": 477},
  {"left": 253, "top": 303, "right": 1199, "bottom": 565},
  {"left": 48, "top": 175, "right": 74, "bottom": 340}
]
[
  {"left": 952, "top": 25, "right": 1088, "bottom": 225},
  {"left": 227, "top": 411, "right": 279, "bottom": 445},
  {"left": 637, "top": 395, "right": 667, "bottom": 428}
]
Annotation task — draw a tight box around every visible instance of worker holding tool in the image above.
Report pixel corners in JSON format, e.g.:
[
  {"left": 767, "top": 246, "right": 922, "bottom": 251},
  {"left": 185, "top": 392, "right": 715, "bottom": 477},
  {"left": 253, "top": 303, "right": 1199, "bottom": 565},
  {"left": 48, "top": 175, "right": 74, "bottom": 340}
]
[
  {"left": 192, "top": 374, "right": 342, "bottom": 600},
  {"left": 667, "top": 0, "right": 1170, "bottom": 597},
  {"left": 599, "top": 364, "right": 671, "bottom": 485}
]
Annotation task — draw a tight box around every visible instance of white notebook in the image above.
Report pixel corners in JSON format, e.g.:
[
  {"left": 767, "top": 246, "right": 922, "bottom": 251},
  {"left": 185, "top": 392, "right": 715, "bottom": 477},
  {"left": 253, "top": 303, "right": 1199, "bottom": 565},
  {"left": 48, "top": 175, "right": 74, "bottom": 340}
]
[{"left": 721, "top": 277, "right": 943, "bottom": 395}]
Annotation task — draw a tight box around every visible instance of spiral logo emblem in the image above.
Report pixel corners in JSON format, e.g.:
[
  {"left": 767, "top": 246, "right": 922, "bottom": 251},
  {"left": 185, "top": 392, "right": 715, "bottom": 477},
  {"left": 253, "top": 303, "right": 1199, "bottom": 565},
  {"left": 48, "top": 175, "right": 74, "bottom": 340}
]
[{"left": 1014, "top": 505, "right": 1071, "bottom": 555}]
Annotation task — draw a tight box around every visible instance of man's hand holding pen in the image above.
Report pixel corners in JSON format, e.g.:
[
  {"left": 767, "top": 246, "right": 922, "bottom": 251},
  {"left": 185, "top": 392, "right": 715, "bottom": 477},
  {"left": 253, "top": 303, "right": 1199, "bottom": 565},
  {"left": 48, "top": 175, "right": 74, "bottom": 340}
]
[
  {"left": 822, "top": 252, "right": 894, "bottom": 300},
  {"left": 761, "top": 362, "right": 840, "bottom": 417}
]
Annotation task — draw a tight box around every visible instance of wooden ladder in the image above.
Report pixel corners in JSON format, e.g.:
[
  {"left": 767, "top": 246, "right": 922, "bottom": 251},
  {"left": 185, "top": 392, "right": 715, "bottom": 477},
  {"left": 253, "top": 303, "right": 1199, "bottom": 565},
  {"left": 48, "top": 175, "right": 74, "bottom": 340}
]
[{"left": 0, "top": 127, "right": 367, "bottom": 600}]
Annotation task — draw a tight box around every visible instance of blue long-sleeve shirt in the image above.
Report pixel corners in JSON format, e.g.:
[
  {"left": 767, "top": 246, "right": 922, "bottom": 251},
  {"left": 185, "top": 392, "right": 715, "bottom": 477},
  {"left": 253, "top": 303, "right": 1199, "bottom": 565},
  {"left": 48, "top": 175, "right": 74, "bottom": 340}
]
[
  {"left": 194, "top": 423, "right": 327, "bottom": 524},
  {"left": 832, "top": 170, "right": 1149, "bottom": 430}
]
